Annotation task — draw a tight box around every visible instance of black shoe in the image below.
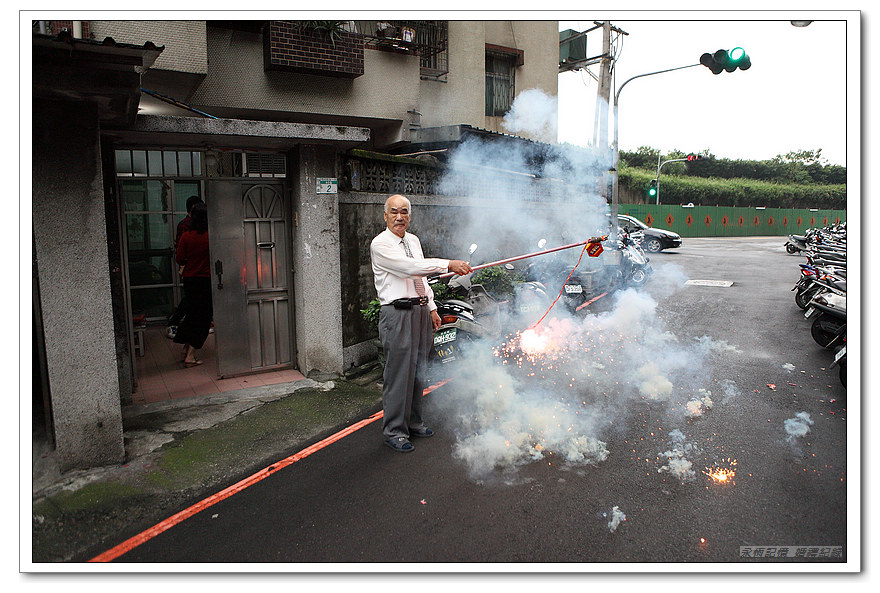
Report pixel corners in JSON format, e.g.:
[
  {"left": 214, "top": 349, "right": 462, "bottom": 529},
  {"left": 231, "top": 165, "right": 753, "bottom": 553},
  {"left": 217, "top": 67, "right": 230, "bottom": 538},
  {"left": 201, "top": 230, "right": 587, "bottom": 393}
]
[
  {"left": 384, "top": 436, "right": 414, "bottom": 452},
  {"left": 409, "top": 425, "right": 434, "bottom": 438}
]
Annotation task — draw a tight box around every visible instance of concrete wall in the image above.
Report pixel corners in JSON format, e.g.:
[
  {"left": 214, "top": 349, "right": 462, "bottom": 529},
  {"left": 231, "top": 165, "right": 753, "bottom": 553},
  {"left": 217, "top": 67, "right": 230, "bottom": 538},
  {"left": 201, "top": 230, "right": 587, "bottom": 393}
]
[
  {"left": 417, "top": 20, "right": 560, "bottom": 140},
  {"left": 32, "top": 100, "right": 125, "bottom": 470},
  {"left": 490, "top": 20, "right": 559, "bottom": 98},
  {"left": 190, "top": 26, "right": 422, "bottom": 123},
  {"left": 417, "top": 21, "right": 487, "bottom": 130},
  {"left": 89, "top": 21, "right": 208, "bottom": 75},
  {"left": 291, "top": 145, "right": 345, "bottom": 376}
]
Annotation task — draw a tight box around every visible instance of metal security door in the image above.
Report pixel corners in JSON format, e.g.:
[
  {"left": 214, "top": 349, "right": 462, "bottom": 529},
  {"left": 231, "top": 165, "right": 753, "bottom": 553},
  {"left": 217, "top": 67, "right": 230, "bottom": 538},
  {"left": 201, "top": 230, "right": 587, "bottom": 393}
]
[
  {"left": 242, "top": 184, "right": 292, "bottom": 370},
  {"left": 208, "top": 180, "right": 292, "bottom": 378}
]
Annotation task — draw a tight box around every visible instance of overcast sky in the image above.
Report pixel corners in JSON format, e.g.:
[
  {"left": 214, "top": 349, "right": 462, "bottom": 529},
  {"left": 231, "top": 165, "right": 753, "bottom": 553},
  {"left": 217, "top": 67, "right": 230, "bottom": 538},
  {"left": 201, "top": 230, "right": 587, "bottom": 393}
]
[{"left": 557, "top": 14, "right": 856, "bottom": 167}]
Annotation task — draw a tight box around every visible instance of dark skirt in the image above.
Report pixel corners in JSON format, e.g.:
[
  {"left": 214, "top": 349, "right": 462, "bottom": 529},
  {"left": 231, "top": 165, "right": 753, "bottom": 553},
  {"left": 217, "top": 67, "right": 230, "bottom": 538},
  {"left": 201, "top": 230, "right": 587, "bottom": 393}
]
[{"left": 173, "top": 276, "right": 213, "bottom": 349}]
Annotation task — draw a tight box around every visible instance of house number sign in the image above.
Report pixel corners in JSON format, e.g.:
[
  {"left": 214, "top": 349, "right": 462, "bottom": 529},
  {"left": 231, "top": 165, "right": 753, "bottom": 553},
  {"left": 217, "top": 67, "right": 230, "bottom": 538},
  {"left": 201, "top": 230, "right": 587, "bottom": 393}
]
[{"left": 316, "top": 178, "right": 338, "bottom": 194}]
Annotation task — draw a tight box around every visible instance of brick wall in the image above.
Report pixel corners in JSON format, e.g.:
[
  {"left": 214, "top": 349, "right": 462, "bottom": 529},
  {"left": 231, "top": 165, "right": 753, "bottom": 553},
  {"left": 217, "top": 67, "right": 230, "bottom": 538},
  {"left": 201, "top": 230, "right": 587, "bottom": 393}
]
[{"left": 264, "top": 21, "right": 364, "bottom": 78}]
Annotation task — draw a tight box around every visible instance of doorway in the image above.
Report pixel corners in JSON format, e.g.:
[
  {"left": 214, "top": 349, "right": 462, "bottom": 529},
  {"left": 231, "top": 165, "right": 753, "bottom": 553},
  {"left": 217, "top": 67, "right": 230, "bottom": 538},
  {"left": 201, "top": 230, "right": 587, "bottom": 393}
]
[{"left": 208, "top": 179, "right": 295, "bottom": 378}]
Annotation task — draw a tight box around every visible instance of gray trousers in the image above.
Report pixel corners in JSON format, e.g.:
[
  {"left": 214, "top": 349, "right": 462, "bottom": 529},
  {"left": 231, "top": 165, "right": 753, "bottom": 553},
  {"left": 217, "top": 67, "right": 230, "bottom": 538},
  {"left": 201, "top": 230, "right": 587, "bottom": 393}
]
[{"left": 378, "top": 304, "right": 432, "bottom": 439}]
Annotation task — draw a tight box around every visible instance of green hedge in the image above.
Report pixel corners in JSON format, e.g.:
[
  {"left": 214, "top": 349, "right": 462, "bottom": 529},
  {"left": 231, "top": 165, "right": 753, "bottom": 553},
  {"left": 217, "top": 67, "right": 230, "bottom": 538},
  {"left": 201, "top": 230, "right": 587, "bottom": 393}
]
[{"left": 620, "top": 168, "right": 847, "bottom": 210}]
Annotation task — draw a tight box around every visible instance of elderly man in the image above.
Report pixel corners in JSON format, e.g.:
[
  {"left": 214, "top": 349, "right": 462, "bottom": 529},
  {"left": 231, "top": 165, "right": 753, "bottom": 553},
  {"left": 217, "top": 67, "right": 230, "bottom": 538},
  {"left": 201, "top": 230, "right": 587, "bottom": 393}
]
[{"left": 370, "top": 194, "right": 473, "bottom": 452}]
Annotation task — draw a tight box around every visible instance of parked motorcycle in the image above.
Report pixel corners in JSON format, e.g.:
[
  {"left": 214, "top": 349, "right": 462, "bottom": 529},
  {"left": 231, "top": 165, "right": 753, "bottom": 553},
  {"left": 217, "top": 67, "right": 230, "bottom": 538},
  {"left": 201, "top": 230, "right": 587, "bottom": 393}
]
[
  {"left": 785, "top": 224, "right": 847, "bottom": 254},
  {"left": 804, "top": 292, "right": 846, "bottom": 349},
  {"left": 618, "top": 229, "right": 653, "bottom": 286},
  {"left": 791, "top": 224, "right": 848, "bottom": 389},
  {"left": 792, "top": 264, "right": 846, "bottom": 309},
  {"left": 535, "top": 230, "right": 652, "bottom": 314},
  {"left": 429, "top": 244, "right": 550, "bottom": 366}
]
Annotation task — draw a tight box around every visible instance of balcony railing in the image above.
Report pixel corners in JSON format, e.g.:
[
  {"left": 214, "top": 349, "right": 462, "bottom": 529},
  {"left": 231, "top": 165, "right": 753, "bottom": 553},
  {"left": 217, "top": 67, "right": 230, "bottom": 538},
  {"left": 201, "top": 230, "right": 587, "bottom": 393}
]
[{"left": 349, "top": 20, "right": 448, "bottom": 78}]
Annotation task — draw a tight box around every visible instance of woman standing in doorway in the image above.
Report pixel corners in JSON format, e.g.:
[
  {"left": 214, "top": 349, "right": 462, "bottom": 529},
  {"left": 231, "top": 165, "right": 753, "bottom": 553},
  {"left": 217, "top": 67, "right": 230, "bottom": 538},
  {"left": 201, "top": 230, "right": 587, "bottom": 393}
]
[{"left": 173, "top": 202, "right": 212, "bottom": 366}]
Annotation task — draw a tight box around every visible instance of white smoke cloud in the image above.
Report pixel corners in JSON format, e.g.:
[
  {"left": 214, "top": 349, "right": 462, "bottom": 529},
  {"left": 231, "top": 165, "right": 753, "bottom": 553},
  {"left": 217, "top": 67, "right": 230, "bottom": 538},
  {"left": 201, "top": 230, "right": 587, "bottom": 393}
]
[
  {"left": 426, "top": 93, "right": 738, "bottom": 482},
  {"left": 502, "top": 88, "right": 559, "bottom": 144},
  {"left": 428, "top": 285, "right": 730, "bottom": 480},
  {"left": 657, "top": 429, "right": 698, "bottom": 483},
  {"left": 685, "top": 389, "right": 714, "bottom": 418},
  {"left": 784, "top": 412, "right": 814, "bottom": 441},
  {"left": 605, "top": 506, "right": 627, "bottom": 532}
]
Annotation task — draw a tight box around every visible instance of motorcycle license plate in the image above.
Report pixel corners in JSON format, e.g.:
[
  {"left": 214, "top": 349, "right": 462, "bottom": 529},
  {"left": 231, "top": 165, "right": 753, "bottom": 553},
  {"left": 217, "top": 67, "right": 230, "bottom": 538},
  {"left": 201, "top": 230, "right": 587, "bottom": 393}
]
[
  {"left": 433, "top": 328, "right": 457, "bottom": 346},
  {"left": 834, "top": 346, "right": 846, "bottom": 364},
  {"left": 805, "top": 307, "right": 816, "bottom": 319},
  {"left": 564, "top": 284, "right": 583, "bottom": 294}
]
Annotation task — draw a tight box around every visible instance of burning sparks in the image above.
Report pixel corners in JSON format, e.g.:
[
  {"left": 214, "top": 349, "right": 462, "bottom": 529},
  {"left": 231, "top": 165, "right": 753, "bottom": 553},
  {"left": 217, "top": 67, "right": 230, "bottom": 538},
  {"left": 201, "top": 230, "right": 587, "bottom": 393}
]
[
  {"left": 703, "top": 459, "right": 737, "bottom": 485},
  {"left": 519, "top": 328, "right": 549, "bottom": 355}
]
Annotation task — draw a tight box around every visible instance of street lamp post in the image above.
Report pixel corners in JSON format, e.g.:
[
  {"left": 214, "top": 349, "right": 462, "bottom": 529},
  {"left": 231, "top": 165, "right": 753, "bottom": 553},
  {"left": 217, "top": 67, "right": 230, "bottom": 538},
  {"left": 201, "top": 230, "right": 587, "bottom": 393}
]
[
  {"left": 610, "top": 63, "right": 698, "bottom": 240},
  {"left": 610, "top": 48, "right": 748, "bottom": 234},
  {"left": 655, "top": 156, "right": 692, "bottom": 204}
]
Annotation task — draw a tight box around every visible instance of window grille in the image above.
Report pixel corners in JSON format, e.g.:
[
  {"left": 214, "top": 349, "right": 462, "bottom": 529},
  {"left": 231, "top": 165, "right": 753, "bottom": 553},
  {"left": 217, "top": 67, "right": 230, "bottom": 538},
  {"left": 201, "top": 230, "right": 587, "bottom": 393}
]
[{"left": 485, "top": 52, "right": 516, "bottom": 116}]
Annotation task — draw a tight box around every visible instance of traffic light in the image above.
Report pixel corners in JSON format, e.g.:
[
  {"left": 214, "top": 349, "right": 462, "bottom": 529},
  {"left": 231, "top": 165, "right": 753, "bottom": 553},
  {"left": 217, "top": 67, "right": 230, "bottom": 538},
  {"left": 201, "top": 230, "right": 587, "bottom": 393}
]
[
  {"left": 648, "top": 179, "right": 658, "bottom": 198},
  {"left": 700, "top": 48, "right": 751, "bottom": 74},
  {"left": 686, "top": 154, "right": 705, "bottom": 162}
]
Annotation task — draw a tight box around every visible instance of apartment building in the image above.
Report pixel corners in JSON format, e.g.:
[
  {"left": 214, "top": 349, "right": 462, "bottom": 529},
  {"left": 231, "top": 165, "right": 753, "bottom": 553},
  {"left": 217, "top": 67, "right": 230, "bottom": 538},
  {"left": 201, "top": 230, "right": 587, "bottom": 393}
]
[{"left": 31, "top": 19, "right": 559, "bottom": 469}]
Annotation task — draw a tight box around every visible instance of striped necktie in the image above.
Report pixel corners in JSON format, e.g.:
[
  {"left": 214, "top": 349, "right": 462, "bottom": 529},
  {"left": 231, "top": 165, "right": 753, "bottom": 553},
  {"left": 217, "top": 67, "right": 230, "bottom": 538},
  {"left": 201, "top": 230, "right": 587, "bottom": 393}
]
[{"left": 401, "top": 239, "right": 427, "bottom": 298}]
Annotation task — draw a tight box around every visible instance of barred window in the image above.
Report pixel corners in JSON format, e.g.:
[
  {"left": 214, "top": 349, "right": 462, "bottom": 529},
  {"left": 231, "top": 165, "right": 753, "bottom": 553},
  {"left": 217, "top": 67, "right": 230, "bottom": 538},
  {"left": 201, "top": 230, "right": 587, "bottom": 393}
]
[{"left": 485, "top": 52, "right": 515, "bottom": 116}]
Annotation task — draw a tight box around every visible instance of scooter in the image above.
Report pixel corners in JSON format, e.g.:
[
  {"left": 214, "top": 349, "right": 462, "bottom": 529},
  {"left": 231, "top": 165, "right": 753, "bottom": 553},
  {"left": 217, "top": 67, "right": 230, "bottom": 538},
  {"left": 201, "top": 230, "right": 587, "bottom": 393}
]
[
  {"left": 792, "top": 264, "right": 846, "bottom": 309},
  {"left": 542, "top": 231, "right": 651, "bottom": 314},
  {"left": 618, "top": 229, "right": 653, "bottom": 286},
  {"left": 804, "top": 292, "right": 846, "bottom": 349},
  {"left": 430, "top": 244, "right": 546, "bottom": 366},
  {"left": 785, "top": 232, "right": 814, "bottom": 254}
]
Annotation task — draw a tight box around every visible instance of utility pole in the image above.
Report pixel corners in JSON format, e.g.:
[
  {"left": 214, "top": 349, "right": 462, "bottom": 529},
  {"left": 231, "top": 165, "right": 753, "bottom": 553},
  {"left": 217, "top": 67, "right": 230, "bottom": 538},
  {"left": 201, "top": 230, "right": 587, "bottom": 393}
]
[{"left": 595, "top": 21, "right": 612, "bottom": 153}]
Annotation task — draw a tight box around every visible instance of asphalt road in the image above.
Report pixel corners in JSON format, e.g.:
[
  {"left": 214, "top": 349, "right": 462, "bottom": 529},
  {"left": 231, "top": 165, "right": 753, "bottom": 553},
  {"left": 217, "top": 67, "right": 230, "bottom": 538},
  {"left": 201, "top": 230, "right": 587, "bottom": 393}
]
[{"left": 113, "top": 236, "right": 850, "bottom": 566}]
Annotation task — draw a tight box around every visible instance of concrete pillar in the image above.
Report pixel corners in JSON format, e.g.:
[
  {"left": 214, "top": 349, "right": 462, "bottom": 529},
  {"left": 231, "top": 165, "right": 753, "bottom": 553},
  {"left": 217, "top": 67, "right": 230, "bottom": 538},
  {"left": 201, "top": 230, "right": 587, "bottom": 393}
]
[
  {"left": 291, "top": 145, "right": 344, "bottom": 376},
  {"left": 32, "top": 100, "right": 124, "bottom": 470}
]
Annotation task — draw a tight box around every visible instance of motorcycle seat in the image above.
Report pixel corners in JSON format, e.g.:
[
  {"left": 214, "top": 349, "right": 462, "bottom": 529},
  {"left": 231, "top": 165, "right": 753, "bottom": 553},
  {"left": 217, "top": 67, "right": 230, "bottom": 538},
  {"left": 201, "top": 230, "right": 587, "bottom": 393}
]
[{"left": 439, "top": 299, "right": 475, "bottom": 314}]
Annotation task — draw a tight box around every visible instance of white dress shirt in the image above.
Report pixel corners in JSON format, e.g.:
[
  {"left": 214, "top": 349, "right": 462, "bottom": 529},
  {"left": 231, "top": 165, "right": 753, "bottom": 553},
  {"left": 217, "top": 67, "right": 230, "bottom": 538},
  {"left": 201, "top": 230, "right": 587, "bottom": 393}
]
[{"left": 371, "top": 228, "right": 450, "bottom": 311}]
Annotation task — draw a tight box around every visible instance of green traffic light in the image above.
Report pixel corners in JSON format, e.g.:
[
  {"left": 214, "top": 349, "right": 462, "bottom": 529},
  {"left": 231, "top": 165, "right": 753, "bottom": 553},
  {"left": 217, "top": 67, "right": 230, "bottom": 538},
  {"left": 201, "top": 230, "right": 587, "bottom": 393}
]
[{"left": 729, "top": 47, "right": 746, "bottom": 62}]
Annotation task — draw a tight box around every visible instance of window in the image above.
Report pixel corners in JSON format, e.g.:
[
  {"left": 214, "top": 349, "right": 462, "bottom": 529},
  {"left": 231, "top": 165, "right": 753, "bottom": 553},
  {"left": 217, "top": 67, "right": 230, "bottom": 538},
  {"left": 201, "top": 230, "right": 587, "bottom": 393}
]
[
  {"left": 114, "top": 149, "right": 202, "bottom": 177},
  {"left": 121, "top": 179, "right": 204, "bottom": 320},
  {"left": 485, "top": 52, "right": 516, "bottom": 116}
]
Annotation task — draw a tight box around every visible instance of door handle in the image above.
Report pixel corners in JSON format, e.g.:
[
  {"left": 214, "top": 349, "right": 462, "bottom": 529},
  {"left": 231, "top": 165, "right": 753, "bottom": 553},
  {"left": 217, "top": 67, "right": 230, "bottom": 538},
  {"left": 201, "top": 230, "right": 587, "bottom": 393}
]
[{"left": 215, "top": 259, "right": 224, "bottom": 290}]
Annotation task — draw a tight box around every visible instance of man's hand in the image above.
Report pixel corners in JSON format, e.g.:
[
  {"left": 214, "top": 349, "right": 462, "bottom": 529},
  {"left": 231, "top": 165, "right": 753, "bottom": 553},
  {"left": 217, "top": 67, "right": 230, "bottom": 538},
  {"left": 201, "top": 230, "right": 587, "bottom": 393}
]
[
  {"left": 431, "top": 310, "right": 442, "bottom": 330},
  {"left": 447, "top": 260, "right": 473, "bottom": 276}
]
